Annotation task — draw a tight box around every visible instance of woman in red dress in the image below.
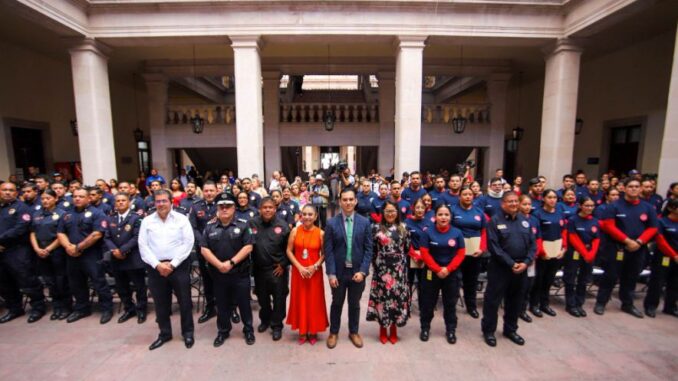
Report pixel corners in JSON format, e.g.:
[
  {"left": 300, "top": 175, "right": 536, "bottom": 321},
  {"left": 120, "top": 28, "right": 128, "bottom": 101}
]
[{"left": 286, "top": 204, "right": 329, "bottom": 345}]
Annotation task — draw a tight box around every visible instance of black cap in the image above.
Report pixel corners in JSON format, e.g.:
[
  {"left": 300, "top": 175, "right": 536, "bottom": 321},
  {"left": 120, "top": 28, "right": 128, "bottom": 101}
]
[
  {"left": 216, "top": 192, "right": 235, "bottom": 205},
  {"left": 52, "top": 172, "right": 62, "bottom": 177},
  {"left": 528, "top": 177, "right": 540, "bottom": 186}
]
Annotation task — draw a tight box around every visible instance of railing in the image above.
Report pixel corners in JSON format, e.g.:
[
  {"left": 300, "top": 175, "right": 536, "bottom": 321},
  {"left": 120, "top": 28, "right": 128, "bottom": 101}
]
[
  {"left": 167, "top": 105, "right": 236, "bottom": 125},
  {"left": 422, "top": 104, "right": 491, "bottom": 124},
  {"left": 280, "top": 103, "right": 379, "bottom": 123}
]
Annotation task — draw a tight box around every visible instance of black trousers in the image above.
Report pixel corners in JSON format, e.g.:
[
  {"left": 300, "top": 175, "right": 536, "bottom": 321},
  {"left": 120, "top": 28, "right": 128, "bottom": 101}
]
[
  {"left": 0, "top": 246, "right": 45, "bottom": 314},
  {"left": 419, "top": 268, "right": 460, "bottom": 333},
  {"left": 530, "top": 257, "right": 561, "bottom": 308},
  {"left": 254, "top": 268, "right": 289, "bottom": 331},
  {"left": 521, "top": 270, "right": 536, "bottom": 313},
  {"left": 212, "top": 270, "right": 253, "bottom": 335},
  {"left": 112, "top": 267, "right": 148, "bottom": 314},
  {"left": 481, "top": 258, "right": 528, "bottom": 334},
  {"left": 562, "top": 251, "right": 593, "bottom": 309},
  {"left": 330, "top": 268, "right": 366, "bottom": 335},
  {"left": 596, "top": 246, "right": 647, "bottom": 307},
  {"left": 36, "top": 250, "right": 72, "bottom": 311},
  {"left": 460, "top": 255, "right": 481, "bottom": 310},
  {"left": 644, "top": 253, "right": 678, "bottom": 313},
  {"left": 314, "top": 206, "right": 327, "bottom": 229},
  {"left": 147, "top": 260, "right": 194, "bottom": 340},
  {"left": 197, "top": 255, "right": 215, "bottom": 311},
  {"left": 67, "top": 254, "right": 113, "bottom": 313}
]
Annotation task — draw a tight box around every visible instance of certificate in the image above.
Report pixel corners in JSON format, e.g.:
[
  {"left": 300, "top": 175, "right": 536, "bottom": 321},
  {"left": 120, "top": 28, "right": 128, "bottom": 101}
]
[
  {"left": 464, "top": 237, "right": 482, "bottom": 256},
  {"left": 543, "top": 239, "right": 562, "bottom": 259}
]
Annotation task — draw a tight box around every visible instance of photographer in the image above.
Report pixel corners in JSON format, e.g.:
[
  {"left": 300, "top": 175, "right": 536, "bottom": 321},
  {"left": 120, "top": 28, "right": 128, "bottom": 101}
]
[
  {"left": 310, "top": 175, "right": 330, "bottom": 228},
  {"left": 338, "top": 162, "right": 355, "bottom": 192}
]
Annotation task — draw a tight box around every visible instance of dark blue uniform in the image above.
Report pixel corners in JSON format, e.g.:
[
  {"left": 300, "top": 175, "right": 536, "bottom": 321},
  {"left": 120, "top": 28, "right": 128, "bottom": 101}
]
[
  {"left": 282, "top": 199, "right": 300, "bottom": 218},
  {"left": 530, "top": 207, "right": 566, "bottom": 311},
  {"left": 401, "top": 186, "right": 427, "bottom": 204},
  {"left": 474, "top": 195, "right": 502, "bottom": 218},
  {"left": 235, "top": 206, "right": 259, "bottom": 224},
  {"left": 200, "top": 218, "right": 255, "bottom": 335},
  {"left": 481, "top": 212, "right": 536, "bottom": 336},
  {"left": 0, "top": 199, "right": 46, "bottom": 317},
  {"left": 644, "top": 216, "right": 678, "bottom": 314},
  {"left": 189, "top": 199, "right": 218, "bottom": 313},
  {"left": 641, "top": 194, "right": 664, "bottom": 216},
  {"left": 248, "top": 191, "right": 262, "bottom": 208},
  {"left": 57, "top": 205, "right": 113, "bottom": 315},
  {"left": 276, "top": 204, "right": 295, "bottom": 227},
  {"left": 179, "top": 195, "right": 201, "bottom": 211},
  {"left": 557, "top": 201, "right": 578, "bottom": 220},
  {"left": 563, "top": 214, "right": 600, "bottom": 311},
  {"left": 419, "top": 225, "right": 466, "bottom": 334},
  {"left": 102, "top": 192, "right": 115, "bottom": 206},
  {"left": 31, "top": 207, "right": 71, "bottom": 314},
  {"left": 143, "top": 195, "right": 156, "bottom": 214},
  {"left": 392, "top": 198, "right": 412, "bottom": 221},
  {"left": 585, "top": 190, "right": 605, "bottom": 207},
  {"left": 356, "top": 191, "right": 377, "bottom": 217},
  {"left": 405, "top": 216, "right": 428, "bottom": 301},
  {"left": 104, "top": 211, "right": 147, "bottom": 316},
  {"left": 428, "top": 189, "right": 447, "bottom": 208},
  {"left": 452, "top": 204, "right": 487, "bottom": 312},
  {"left": 596, "top": 198, "right": 658, "bottom": 310},
  {"left": 57, "top": 196, "right": 73, "bottom": 212},
  {"left": 369, "top": 196, "right": 388, "bottom": 223},
  {"left": 441, "top": 191, "right": 460, "bottom": 209},
  {"left": 92, "top": 201, "right": 113, "bottom": 216}
]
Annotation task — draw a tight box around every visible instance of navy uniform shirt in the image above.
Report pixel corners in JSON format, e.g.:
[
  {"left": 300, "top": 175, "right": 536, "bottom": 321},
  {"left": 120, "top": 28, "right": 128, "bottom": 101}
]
[
  {"left": 57, "top": 196, "right": 73, "bottom": 212},
  {"left": 189, "top": 199, "right": 218, "bottom": 244},
  {"left": 235, "top": 206, "right": 259, "bottom": 224},
  {"left": 276, "top": 204, "right": 295, "bottom": 227},
  {"left": 428, "top": 189, "right": 448, "bottom": 208},
  {"left": 441, "top": 191, "right": 460, "bottom": 209},
  {"left": 129, "top": 195, "right": 145, "bottom": 216},
  {"left": 179, "top": 195, "right": 201, "bottom": 211},
  {"left": 567, "top": 214, "right": 600, "bottom": 246},
  {"left": 0, "top": 199, "right": 33, "bottom": 249},
  {"left": 423, "top": 209, "right": 436, "bottom": 227},
  {"left": 420, "top": 225, "right": 465, "bottom": 271},
  {"left": 370, "top": 196, "right": 388, "bottom": 220},
  {"left": 143, "top": 195, "right": 156, "bottom": 213},
  {"left": 557, "top": 201, "right": 578, "bottom": 221},
  {"left": 530, "top": 196, "right": 543, "bottom": 213},
  {"left": 282, "top": 199, "right": 300, "bottom": 216},
  {"left": 602, "top": 198, "right": 659, "bottom": 243},
  {"left": 401, "top": 186, "right": 427, "bottom": 204},
  {"left": 200, "top": 218, "right": 254, "bottom": 275},
  {"left": 92, "top": 201, "right": 113, "bottom": 216},
  {"left": 248, "top": 191, "right": 262, "bottom": 208},
  {"left": 474, "top": 194, "right": 502, "bottom": 218},
  {"left": 534, "top": 207, "right": 566, "bottom": 242},
  {"left": 104, "top": 211, "right": 144, "bottom": 270},
  {"left": 102, "top": 192, "right": 115, "bottom": 206},
  {"left": 57, "top": 205, "right": 107, "bottom": 258},
  {"left": 657, "top": 217, "right": 677, "bottom": 255},
  {"left": 249, "top": 216, "right": 291, "bottom": 271},
  {"left": 487, "top": 212, "right": 537, "bottom": 267},
  {"left": 585, "top": 190, "right": 605, "bottom": 207},
  {"left": 392, "top": 198, "right": 412, "bottom": 221},
  {"left": 641, "top": 194, "right": 664, "bottom": 215},
  {"left": 31, "top": 207, "right": 66, "bottom": 254},
  {"left": 23, "top": 197, "right": 41, "bottom": 212},
  {"left": 451, "top": 204, "right": 487, "bottom": 239},
  {"left": 405, "top": 216, "right": 429, "bottom": 249},
  {"left": 356, "top": 191, "right": 377, "bottom": 217}
]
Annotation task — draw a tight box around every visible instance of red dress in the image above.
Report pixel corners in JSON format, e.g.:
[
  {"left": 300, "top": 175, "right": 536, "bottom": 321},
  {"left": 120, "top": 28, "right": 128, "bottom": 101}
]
[{"left": 286, "top": 226, "right": 329, "bottom": 334}]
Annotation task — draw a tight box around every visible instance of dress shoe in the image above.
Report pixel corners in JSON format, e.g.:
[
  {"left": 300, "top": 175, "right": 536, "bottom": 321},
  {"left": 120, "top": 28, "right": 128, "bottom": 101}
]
[
  {"left": 137, "top": 311, "right": 147, "bottom": 324},
  {"left": 100, "top": 311, "right": 113, "bottom": 324},
  {"left": 117, "top": 310, "right": 136, "bottom": 324},
  {"left": 272, "top": 329, "right": 283, "bottom": 341},
  {"left": 419, "top": 329, "right": 430, "bottom": 342},
  {"left": 231, "top": 310, "right": 241, "bottom": 324},
  {"left": 0, "top": 310, "right": 25, "bottom": 324},
  {"left": 389, "top": 325, "right": 398, "bottom": 345},
  {"left": 326, "top": 333, "right": 338, "bottom": 349},
  {"left": 503, "top": 331, "right": 525, "bottom": 346},
  {"left": 566, "top": 307, "right": 581, "bottom": 318},
  {"left": 257, "top": 323, "right": 270, "bottom": 333},
  {"left": 519, "top": 311, "right": 533, "bottom": 323},
  {"left": 27, "top": 311, "right": 45, "bottom": 323},
  {"left": 308, "top": 334, "right": 318, "bottom": 345},
  {"left": 50, "top": 310, "right": 60, "bottom": 321},
  {"left": 66, "top": 310, "right": 91, "bottom": 323},
  {"left": 58, "top": 310, "right": 71, "bottom": 320},
  {"left": 593, "top": 303, "right": 605, "bottom": 315},
  {"left": 467, "top": 309, "right": 479, "bottom": 319},
  {"left": 348, "top": 333, "right": 363, "bottom": 348},
  {"left": 379, "top": 327, "right": 388, "bottom": 344},
  {"left": 446, "top": 331, "right": 457, "bottom": 344},
  {"left": 645, "top": 308, "right": 656, "bottom": 318},
  {"left": 541, "top": 306, "right": 557, "bottom": 317},
  {"left": 184, "top": 336, "right": 195, "bottom": 348},
  {"left": 577, "top": 307, "right": 587, "bottom": 317},
  {"left": 621, "top": 305, "right": 644, "bottom": 319},
  {"left": 149, "top": 336, "right": 171, "bottom": 351},
  {"left": 529, "top": 306, "right": 543, "bottom": 318},
  {"left": 483, "top": 333, "right": 497, "bottom": 347},
  {"left": 663, "top": 309, "right": 678, "bottom": 318},
  {"left": 198, "top": 309, "right": 216, "bottom": 324},
  {"left": 245, "top": 332, "right": 256, "bottom": 345},
  {"left": 213, "top": 333, "right": 229, "bottom": 347}
]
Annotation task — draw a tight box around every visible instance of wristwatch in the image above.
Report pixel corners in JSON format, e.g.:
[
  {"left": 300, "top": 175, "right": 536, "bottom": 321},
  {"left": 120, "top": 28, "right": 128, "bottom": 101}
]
[{"left": 228, "top": 259, "right": 236, "bottom": 266}]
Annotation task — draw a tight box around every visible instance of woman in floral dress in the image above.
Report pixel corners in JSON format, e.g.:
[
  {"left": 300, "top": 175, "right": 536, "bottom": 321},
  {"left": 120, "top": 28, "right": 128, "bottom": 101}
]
[{"left": 367, "top": 200, "right": 411, "bottom": 344}]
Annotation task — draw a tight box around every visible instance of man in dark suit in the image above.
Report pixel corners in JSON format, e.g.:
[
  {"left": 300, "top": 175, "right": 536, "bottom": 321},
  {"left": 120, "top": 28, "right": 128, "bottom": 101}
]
[
  {"left": 104, "top": 193, "right": 147, "bottom": 324},
  {"left": 324, "top": 187, "right": 373, "bottom": 349}
]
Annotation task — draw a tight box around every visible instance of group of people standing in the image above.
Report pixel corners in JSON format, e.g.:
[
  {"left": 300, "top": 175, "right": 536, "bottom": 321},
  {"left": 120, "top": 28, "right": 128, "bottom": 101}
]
[{"left": 0, "top": 166, "right": 676, "bottom": 350}]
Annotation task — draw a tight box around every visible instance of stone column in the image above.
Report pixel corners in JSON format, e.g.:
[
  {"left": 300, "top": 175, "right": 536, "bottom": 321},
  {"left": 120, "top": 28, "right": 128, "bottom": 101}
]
[
  {"left": 143, "top": 73, "right": 171, "bottom": 178},
  {"left": 263, "top": 71, "right": 281, "bottom": 183},
  {"left": 485, "top": 73, "right": 511, "bottom": 182},
  {"left": 394, "top": 36, "right": 426, "bottom": 179},
  {"left": 537, "top": 39, "right": 583, "bottom": 186},
  {"left": 69, "top": 38, "right": 117, "bottom": 184},
  {"left": 657, "top": 24, "right": 678, "bottom": 193},
  {"left": 232, "top": 35, "right": 264, "bottom": 179},
  {"left": 377, "top": 72, "right": 395, "bottom": 177}
]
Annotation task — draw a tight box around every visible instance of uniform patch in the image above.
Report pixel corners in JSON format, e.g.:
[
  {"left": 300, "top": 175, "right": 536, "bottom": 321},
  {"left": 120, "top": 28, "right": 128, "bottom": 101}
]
[
  {"left": 197, "top": 210, "right": 205, "bottom": 218},
  {"left": 532, "top": 227, "right": 537, "bottom": 234},
  {"left": 233, "top": 227, "right": 241, "bottom": 234},
  {"left": 8, "top": 208, "right": 15, "bottom": 215},
  {"left": 559, "top": 220, "right": 564, "bottom": 227},
  {"left": 249, "top": 212, "right": 254, "bottom": 217},
  {"left": 103, "top": 198, "right": 108, "bottom": 203},
  {"left": 430, "top": 217, "right": 435, "bottom": 223},
  {"left": 282, "top": 210, "right": 287, "bottom": 216},
  {"left": 591, "top": 226, "right": 598, "bottom": 233},
  {"left": 521, "top": 221, "right": 529, "bottom": 228},
  {"left": 101, "top": 220, "right": 107, "bottom": 228},
  {"left": 401, "top": 207, "right": 406, "bottom": 213},
  {"left": 35, "top": 205, "right": 41, "bottom": 211},
  {"left": 124, "top": 224, "right": 132, "bottom": 232},
  {"left": 639, "top": 213, "right": 647, "bottom": 222},
  {"left": 250, "top": 196, "right": 256, "bottom": 201},
  {"left": 474, "top": 215, "right": 481, "bottom": 221},
  {"left": 63, "top": 202, "right": 70, "bottom": 207},
  {"left": 22, "top": 213, "right": 31, "bottom": 222},
  {"left": 85, "top": 211, "right": 92, "bottom": 218},
  {"left": 448, "top": 239, "right": 456, "bottom": 247},
  {"left": 274, "top": 226, "right": 282, "bottom": 234},
  {"left": 498, "top": 224, "right": 508, "bottom": 230}
]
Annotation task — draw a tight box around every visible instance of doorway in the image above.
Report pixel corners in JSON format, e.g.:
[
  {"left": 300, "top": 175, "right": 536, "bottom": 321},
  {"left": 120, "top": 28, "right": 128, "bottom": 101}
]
[
  {"left": 11, "top": 127, "right": 46, "bottom": 177},
  {"left": 608, "top": 125, "right": 641, "bottom": 175}
]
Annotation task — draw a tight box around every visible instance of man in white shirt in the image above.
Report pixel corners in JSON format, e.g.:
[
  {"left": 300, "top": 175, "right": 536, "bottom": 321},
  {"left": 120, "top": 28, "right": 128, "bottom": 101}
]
[{"left": 138, "top": 189, "right": 195, "bottom": 350}]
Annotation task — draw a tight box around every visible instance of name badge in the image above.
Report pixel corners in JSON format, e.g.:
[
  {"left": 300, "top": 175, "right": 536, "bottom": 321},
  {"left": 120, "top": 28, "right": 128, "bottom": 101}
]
[
  {"left": 497, "top": 224, "right": 507, "bottom": 230},
  {"left": 573, "top": 251, "right": 580, "bottom": 261},
  {"left": 662, "top": 256, "right": 671, "bottom": 267},
  {"left": 616, "top": 251, "right": 624, "bottom": 261},
  {"left": 426, "top": 270, "right": 433, "bottom": 281}
]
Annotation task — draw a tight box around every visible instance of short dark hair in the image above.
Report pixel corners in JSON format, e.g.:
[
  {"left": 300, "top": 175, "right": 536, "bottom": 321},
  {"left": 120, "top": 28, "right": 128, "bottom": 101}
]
[
  {"left": 340, "top": 187, "right": 356, "bottom": 198},
  {"left": 153, "top": 189, "right": 172, "bottom": 201},
  {"left": 259, "top": 197, "right": 276, "bottom": 207},
  {"left": 502, "top": 191, "right": 518, "bottom": 201},
  {"left": 562, "top": 174, "right": 574, "bottom": 181},
  {"left": 21, "top": 182, "right": 38, "bottom": 191},
  {"left": 623, "top": 177, "right": 640, "bottom": 187}
]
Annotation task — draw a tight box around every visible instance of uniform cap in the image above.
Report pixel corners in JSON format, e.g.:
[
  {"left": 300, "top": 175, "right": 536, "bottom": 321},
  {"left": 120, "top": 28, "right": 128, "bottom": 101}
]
[{"left": 216, "top": 192, "right": 235, "bottom": 205}]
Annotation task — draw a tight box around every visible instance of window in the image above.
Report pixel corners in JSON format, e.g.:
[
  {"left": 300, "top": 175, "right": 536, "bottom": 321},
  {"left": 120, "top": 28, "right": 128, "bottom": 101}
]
[{"left": 137, "top": 140, "right": 150, "bottom": 174}]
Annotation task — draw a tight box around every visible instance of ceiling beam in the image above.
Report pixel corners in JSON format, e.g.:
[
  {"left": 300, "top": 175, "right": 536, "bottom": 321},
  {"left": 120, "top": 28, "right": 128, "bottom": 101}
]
[
  {"left": 173, "top": 77, "right": 226, "bottom": 104},
  {"left": 434, "top": 77, "right": 484, "bottom": 103}
]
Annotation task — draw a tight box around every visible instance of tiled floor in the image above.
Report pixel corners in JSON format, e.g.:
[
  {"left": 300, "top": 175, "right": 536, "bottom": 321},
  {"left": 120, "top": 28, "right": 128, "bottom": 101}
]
[{"left": 1, "top": 287, "right": 677, "bottom": 381}]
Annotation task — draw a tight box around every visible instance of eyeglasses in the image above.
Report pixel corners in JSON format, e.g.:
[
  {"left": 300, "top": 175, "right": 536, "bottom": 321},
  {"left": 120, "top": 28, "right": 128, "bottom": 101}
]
[
  {"left": 383, "top": 210, "right": 398, "bottom": 214},
  {"left": 154, "top": 199, "right": 170, "bottom": 204}
]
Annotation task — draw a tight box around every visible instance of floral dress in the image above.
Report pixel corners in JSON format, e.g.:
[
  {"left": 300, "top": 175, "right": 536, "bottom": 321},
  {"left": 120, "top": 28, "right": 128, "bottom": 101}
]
[{"left": 366, "top": 223, "right": 412, "bottom": 327}]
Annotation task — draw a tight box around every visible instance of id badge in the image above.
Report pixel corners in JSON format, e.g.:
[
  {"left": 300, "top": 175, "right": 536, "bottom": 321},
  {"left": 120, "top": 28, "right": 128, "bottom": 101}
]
[
  {"left": 616, "top": 250, "right": 624, "bottom": 261},
  {"left": 573, "top": 252, "right": 580, "bottom": 261},
  {"left": 426, "top": 270, "right": 433, "bottom": 281},
  {"left": 302, "top": 249, "right": 309, "bottom": 260},
  {"left": 663, "top": 256, "right": 671, "bottom": 267}
]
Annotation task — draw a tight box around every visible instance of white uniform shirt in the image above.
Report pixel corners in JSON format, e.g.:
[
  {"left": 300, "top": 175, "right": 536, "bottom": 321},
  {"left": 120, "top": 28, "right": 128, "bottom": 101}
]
[{"left": 138, "top": 210, "right": 194, "bottom": 269}]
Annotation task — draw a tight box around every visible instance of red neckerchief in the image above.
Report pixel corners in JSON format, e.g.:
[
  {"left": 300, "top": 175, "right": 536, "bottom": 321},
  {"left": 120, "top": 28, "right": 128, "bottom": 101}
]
[{"left": 436, "top": 224, "right": 451, "bottom": 233}]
